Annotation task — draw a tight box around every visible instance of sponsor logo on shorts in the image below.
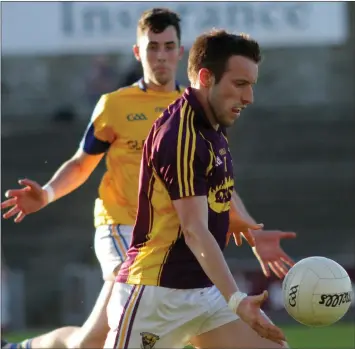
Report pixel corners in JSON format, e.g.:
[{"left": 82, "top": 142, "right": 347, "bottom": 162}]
[
  {"left": 127, "top": 113, "right": 148, "bottom": 121},
  {"left": 318, "top": 291, "right": 352, "bottom": 307},
  {"left": 140, "top": 332, "right": 160, "bottom": 349}
]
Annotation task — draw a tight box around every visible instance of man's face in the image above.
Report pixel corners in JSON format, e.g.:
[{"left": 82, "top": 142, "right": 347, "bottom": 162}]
[
  {"left": 207, "top": 55, "right": 258, "bottom": 127},
  {"left": 134, "top": 26, "right": 183, "bottom": 86}
]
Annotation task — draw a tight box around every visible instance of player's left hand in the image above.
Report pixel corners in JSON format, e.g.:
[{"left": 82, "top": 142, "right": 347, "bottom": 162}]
[
  {"left": 226, "top": 217, "right": 264, "bottom": 248},
  {"left": 252, "top": 230, "right": 296, "bottom": 278}
]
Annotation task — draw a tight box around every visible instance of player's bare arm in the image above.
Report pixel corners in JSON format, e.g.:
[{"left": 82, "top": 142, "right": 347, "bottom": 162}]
[
  {"left": 229, "top": 190, "right": 258, "bottom": 246},
  {"left": 173, "top": 195, "right": 285, "bottom": 345},
  {"left": 1, "top": 149, "right": 104, "bottom": 222},
  {"left": 1, "top": 91, "right": 116, "bottom": 224},
  {"left": 43, "top": 148, "right": 104, "bottom": 201},
  {"left": 173, "top": 195, "right": 255, "bottom": 301},
  {"left": 230, "top": 190, "right": 256, "bottom": 224}
]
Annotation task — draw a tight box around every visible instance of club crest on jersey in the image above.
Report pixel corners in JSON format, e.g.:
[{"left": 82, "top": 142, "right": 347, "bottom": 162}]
[
  {"left": 140, "top": 332, "right": 160, "bottom": 349},
  {"left": 219, "top": 148, "right": 227, "bottom": 156}
]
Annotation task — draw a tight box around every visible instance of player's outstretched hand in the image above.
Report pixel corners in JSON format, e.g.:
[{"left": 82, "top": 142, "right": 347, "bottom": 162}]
[
  {"left": 1, "top": 179, "right": 48, "bottom": 223},
  {"left": 237, "top": 290, "right": 286, "bottom": 346},
  {"left": 252, "top": 230, "right": 296, "bottom": 279},
  {"left": 226, "top": 217, "right": 264, "bottom": 248}
]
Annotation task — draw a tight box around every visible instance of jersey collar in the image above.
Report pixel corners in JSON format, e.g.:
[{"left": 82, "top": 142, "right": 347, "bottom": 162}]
[
  {"left": 137, "top": 78, "right": 181, "bottom": 93},
  {"left": 183, "top": 87, "right": 224, "bottom": 134}
]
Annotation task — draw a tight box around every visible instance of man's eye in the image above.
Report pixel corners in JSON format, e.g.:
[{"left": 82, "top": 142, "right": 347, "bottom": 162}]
[{"left": 148, "top": 45, "right": 158, "bottom": 51}]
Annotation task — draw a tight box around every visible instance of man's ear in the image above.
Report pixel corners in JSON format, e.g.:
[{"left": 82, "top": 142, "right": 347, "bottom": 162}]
[
  {"left": 133, "top": 45, "right": 141, "bottom": 62},
  {"left": 198, "top": 68, "right": 214, "bottom": 88}
]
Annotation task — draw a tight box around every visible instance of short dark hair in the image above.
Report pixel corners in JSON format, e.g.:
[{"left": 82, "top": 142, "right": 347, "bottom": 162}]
[
  {"left": 137, "top": 8, "right": 181, "bottom": 44},
  {"left": 188, "top": 29, "right": 261, "bottom": 84}
]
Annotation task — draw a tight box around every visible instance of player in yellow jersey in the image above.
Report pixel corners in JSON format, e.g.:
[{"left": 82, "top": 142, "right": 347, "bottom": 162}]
[
  {"left": 1, "top": 8, "right": 184, "bottom": 349},
  {"left": 1, "top": 9, "right": 296, "bottom": 349}
]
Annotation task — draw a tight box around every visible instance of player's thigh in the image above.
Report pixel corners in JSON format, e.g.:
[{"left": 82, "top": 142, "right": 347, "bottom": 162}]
[
  {"left": 69, "top": 224, "right": 133, "bottom": 348},
  {"left": 68, "top": 280, "right": 115, "bottom": 348},
  {"left": 105, "top": 283, "right": 208, "bottom": 349},
  {"left": 191, "top": 310, "right": 288, "bottom": 349},
  {"left": 94, "top": 224, "right": 132, "bottom": 281}
]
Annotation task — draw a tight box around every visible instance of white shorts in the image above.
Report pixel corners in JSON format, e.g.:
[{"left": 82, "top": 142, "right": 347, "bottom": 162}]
[
  {"left": 104, "top": 282, "right": 239, "bottom": 349},
  {"left": 94, "top": 224, "right": 133, "bottom": 279}
]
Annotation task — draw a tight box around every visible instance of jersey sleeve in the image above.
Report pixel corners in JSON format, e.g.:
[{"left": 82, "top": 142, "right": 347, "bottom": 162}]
[
  {"left": 152, "top": 106, "right": 209, "bottom": 200},
  {"left": 79, "top": 94, "right": 115, "bottom": 154}
]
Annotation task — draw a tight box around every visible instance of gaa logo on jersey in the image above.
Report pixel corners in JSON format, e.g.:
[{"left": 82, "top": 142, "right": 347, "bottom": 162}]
[{"left": 127, "top": 113, "right": 148, "bottom": 121}]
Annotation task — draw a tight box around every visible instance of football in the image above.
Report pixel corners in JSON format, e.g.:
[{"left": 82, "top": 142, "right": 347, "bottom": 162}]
[{"left": 282, "top": 256, "right": 353, "bottom": 327}]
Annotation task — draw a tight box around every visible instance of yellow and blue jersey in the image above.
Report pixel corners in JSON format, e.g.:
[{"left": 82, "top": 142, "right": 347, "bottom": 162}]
[{"left": 80, "top": 79, "right": 184, "bottom": 228}]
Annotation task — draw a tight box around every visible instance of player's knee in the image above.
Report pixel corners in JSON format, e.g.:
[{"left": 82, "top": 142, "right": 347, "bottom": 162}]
[
  {"left": 67, "top": 329, "right": 105, "bottom": 349},
  {"left": 66, "top": 333, "right": 85, "bottom": 349}
]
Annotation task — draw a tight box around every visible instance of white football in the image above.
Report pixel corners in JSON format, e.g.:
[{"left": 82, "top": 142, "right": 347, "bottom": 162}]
[{"left": 282, "top": 256, "right": 353, "bottom": 327}]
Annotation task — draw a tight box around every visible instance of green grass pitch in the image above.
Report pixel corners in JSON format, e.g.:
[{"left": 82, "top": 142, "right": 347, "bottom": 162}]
[{"left": 5, "top": 323, "right": 355, "bottom": 348}]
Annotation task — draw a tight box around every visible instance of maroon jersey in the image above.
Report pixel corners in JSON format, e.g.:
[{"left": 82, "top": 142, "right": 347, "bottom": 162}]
[{"left": 117, "top": 87, "right": 234, "bottom": 289}]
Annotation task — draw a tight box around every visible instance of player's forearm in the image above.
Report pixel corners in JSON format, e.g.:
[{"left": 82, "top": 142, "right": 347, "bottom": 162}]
[
  {"left": 231, "top": 190, "right": 257, "bottom": 225},
  {"left": 184, "top": 227, "right": 239, "bottom": 302},
  {"left": 44, "top": 159, "right": 91, "bottom": 202}
]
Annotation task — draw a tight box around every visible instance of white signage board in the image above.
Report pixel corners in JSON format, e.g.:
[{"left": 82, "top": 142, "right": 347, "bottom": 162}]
[{"left": 1, "top": 2, "right": 349, "bottom": 56}]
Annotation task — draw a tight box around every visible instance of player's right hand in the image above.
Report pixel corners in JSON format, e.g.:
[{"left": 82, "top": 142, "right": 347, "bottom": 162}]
[
  {"left": 236, "top": 290, "right": 286, "bottom": 346},
  {"left": 1, "top": 179, "right": 49, "bottom": 223}
]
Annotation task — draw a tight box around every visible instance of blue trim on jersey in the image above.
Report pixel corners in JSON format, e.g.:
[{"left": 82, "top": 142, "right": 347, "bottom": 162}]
[
  {"left": 138, "top": 78, "right": 147, "bottom": 92},
  {"left": 80, "top": 123, "right": 111, "bottom": 155},
  {"left": 137, "top": 77, "right": 181, "bottom": 92}
]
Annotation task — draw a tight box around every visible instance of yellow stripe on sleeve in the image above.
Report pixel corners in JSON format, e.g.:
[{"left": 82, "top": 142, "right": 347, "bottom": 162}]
[
  {"left": 177, "top": 102, "right": 197, "bottom": 198},
  {"left": 182, "top": 106, "right": 192, "bottom": 196},
  {"left": 176, "top": 101, "right": 186, "bottom": 197},
  {"left": 188, "top": 108, "right": 197, "bottom": 196}
]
